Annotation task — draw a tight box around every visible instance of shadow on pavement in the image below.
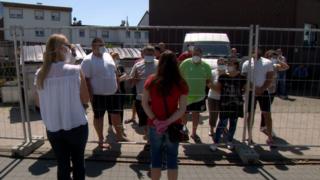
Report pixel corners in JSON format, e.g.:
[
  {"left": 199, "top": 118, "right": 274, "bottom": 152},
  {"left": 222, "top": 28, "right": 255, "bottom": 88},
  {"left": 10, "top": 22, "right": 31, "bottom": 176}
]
[
  {"left": 129, "top": 149, "right": 150, "bottom": 179},
  {"left": 9, "top": 107, "right": 41, "bottom": 124},
  {"left": 28, "top": 149, "right": 56, "bottom": 176},
  {"left": 86, "top": 142, "right": 122, "bottom": 178}
]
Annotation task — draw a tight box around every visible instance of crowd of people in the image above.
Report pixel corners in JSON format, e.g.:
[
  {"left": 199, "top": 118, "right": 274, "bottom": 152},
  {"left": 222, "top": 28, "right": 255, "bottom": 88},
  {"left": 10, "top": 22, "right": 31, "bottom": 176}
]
[{"left": 34, "top": 34, "right": 289, "bottom": 180}]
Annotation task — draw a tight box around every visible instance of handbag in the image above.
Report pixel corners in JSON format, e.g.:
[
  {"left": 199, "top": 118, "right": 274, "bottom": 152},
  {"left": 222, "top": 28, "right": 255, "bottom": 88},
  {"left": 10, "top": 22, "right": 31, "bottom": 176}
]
[{"left": 162, "top": 96, "right": 189, "bottom": 143}]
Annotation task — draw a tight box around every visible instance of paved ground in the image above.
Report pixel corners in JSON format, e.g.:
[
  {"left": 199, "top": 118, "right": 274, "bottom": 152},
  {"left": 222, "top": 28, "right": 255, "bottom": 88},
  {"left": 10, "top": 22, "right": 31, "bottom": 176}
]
[
  {"left": 1, "top": 96, "right": 320, "bottom": 162},
  {"left": 0, "top": 156, "right": 320, "bottom": 180}
]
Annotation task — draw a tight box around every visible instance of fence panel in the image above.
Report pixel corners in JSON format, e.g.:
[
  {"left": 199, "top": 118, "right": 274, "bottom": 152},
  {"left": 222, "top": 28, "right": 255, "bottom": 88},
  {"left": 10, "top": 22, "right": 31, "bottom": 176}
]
[{"left": 249, "top": 26, "right": 320, "bottom": 147}]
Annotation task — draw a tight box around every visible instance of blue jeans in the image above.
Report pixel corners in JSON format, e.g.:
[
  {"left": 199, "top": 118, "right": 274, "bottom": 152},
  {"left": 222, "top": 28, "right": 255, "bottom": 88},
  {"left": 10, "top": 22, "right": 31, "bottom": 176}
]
[
  {"left": 149, "top": 127, "right": 179, "bottom": 169},
  {"left": 47, "top": 124, "right": 88, "bottom": 180},
  {"left": 214, "top": 117, "right": 238, "bottom": 143}
]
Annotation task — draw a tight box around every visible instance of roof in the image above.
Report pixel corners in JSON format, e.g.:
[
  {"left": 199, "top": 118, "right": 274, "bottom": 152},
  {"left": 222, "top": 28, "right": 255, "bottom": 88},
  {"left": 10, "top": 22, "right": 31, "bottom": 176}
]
[
  {"left": 106, "top": 48, "right": 141, "bottom": 59},
  {"left": 184, "top": 33, "right": 230, "bottom": 42},
  {"left": 138, "top": 11, "right": 149, "bottom": 26},
  {"left": 0, "top": 1, "right": 72, "bottom": 12},
  {"left": 21, "top": 44, "right": 86, "bottom": 63}
]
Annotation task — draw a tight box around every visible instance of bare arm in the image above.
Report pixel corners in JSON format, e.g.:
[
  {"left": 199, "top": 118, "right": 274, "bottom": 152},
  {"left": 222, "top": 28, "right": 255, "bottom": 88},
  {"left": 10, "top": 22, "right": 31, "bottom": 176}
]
[
  {"left": 142, "top": 88, "right": 156, "bottom": 120},
  {"left": 80, "top": 71, "right": 90, "bottom": 104},
  {"left": 274, "top": 61, "right": 290, "bottom": 72},
  {"left": 165, "top": 95, "right": 187, "bottom": 124}
]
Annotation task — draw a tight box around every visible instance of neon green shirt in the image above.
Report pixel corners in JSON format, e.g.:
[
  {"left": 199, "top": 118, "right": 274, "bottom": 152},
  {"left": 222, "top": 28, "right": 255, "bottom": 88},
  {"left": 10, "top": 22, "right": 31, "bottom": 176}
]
[{"left": 180, "top": 58, "right": 212, "bottom": 105}]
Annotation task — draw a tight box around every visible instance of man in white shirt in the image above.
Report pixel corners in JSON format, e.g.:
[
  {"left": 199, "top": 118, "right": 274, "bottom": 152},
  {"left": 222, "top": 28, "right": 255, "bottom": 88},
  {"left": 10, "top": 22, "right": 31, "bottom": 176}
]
[
  {"left": 242, "top": 49, "right": 275, "bottom": 145},
  {"left": 129, "top": 45, "right": 158, "bottom": 141},
  {"left": 81, "top": 38, "right": 128, "bottom": 149}
]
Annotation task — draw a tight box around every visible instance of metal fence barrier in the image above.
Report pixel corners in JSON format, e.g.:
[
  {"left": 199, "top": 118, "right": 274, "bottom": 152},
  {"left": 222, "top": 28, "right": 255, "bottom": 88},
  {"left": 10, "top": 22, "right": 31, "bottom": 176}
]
[{"left": 1, "top": 25, "right": 320, "bottom": 155}]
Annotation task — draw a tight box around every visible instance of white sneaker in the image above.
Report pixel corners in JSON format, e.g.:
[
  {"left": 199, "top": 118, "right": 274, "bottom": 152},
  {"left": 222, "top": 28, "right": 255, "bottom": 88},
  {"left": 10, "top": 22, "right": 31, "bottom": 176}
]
[
  {"left": 209, "top": 144, "right": 217, "bottom": 151},
  {"left": 226, "top": 142, "right": 234, "bottom": 150}
]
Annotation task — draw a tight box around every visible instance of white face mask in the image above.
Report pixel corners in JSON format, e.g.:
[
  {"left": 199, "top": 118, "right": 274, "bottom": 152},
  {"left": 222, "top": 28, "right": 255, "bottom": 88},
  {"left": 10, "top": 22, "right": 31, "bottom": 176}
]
[
  {"left": 217, "top": 65, "right": 226, "bottom": 71},
  {"left": 192, "top": 56, "right": 201, "bottom": 63},
  {"left": 99, "top": 47, "right": 106, "bottom": 55},
  {"left": 144, "top": 56, "right": 155, "bottom": 63}
]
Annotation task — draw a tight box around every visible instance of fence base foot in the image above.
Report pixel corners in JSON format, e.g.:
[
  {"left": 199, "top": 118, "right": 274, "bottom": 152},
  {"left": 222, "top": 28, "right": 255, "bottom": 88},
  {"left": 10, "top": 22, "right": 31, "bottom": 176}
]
[
  {"left": 11, "top": 136, "right": 44, "bottom": 157},
  {"left": 235, "top": 143, "right": 260, "bottom": 164}
]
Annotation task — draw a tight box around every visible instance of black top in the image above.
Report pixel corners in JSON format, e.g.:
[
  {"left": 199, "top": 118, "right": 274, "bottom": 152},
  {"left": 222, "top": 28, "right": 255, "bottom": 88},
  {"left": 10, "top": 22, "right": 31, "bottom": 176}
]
[
  {"left": 116, "top": 64, "right": 126, "bottom": 94},
  {"left": 219, "top": 73, "right": 246, "bottom": 119}
]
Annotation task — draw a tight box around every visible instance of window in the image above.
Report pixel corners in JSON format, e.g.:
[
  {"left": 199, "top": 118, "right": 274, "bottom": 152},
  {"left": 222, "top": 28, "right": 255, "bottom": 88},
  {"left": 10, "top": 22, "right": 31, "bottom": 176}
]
[
  {"left": 79, "top": 29, "right": 85, "bottom": 37},
  {"left": 35, "top": 29, "right": 45, "bottom": 37},
  {"left": 102, "top": 30, "right": 109, "bottom": 39},
  {"left": 51, "top": 12, "right": 60, "bottom": 21},
  {"left": 126, "top": 31, "right": 131, "bottom": 38},
  {"left": 9, "top": 9, "right": 23, "bottom": 19},
  {"left": 134, "top": 31, "right": 141, "bottom": 39},
  {"left": 304, "top": 23, "right": 318, "bottom": 46},
  {"left": 34, "top": 10, "right": 44, "bottom": 20},
  {"left": 89, "top": 30, "right": 97, "bottom": 38}
]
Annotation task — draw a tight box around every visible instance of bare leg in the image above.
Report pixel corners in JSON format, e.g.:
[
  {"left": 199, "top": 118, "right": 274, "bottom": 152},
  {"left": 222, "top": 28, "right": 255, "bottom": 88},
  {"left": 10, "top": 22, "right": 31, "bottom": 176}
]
[
  {"left": 111, "top": 113, "right": 129, "bottom": 142},
  {"left": 191, "top": 112, "right": 200, "bottom": 136},
  {"left": 151, "top": 168, "right": 161, "bottom": 180},
  {"left": 262, "top": 112, "right": 273, "bottom": 140},
  {"left": 168, "top": 170, "right": 178, "bottom": 180}
]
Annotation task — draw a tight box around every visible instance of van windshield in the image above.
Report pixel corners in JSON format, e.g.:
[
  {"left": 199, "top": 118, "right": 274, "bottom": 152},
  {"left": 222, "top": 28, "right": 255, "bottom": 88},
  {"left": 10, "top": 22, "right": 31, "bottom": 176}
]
[{"left": 185, "top": 42, "right": 231, "bottom": 58}]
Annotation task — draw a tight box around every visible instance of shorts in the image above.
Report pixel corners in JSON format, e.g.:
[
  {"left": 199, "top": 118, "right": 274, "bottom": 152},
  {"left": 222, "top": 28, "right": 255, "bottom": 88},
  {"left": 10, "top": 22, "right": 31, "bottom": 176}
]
[
  {"left": 247, "top": 91, "right": 271, "bottom": 113},
  {"left": 92, "top": 95, "right": 122, "bottom": 119},
  {"left": 135, "top": 100, "right": 148, "bottom": 127},
  {"left": 186, "top": 99, "right": 207, "bottom": 112}
]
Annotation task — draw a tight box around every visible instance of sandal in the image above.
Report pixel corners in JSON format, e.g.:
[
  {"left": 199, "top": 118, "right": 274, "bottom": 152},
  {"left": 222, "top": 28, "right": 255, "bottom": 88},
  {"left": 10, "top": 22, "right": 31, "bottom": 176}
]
[
  {"left": 191, "top": 134, "right": 202, "bottom": 143},
  {"left": 124, "top": 119, "right": 137, "bottom": 124},
  {"left": 98, "top": 141, "right": 111, "bottom": 150}
]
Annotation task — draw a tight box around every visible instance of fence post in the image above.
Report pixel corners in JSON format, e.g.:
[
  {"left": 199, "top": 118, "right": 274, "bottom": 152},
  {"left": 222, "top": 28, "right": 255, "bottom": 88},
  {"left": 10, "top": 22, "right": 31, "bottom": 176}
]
[
  {"left": 12, "top": 26, "right": 28, "bottom": 143},
  {"left": 247, "top": 25, "right": 260, "bottom": 144},
  {"left": 242, "top": 25, "right": 254, "bottom": 142},
  {"left": 19, "top": 27, "right": 33, "bottom": 142}
]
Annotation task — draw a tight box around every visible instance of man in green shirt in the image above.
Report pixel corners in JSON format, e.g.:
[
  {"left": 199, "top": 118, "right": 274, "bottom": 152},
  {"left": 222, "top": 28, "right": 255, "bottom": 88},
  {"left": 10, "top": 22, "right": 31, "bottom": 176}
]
[{"left": 180, "top": 47, "right": 212, "bottom": 143}]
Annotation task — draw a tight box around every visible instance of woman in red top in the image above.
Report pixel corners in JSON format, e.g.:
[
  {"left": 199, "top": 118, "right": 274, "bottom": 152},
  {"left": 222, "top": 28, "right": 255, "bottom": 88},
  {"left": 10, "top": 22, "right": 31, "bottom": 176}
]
[{"left": 142, "top": 51, "right": 188, "bottom": 180}]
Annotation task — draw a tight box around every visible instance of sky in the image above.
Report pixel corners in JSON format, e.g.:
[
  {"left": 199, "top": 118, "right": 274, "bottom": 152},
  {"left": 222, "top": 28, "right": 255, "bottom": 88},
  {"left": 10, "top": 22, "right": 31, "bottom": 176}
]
[{"left": 2, "top": 0, "right": 149, "bottom": 26}]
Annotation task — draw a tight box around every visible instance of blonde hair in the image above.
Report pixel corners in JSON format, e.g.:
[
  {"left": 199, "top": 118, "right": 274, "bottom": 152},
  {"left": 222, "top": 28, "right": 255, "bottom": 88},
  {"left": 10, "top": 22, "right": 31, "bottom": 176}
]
[
  {"left": 36, "top": 34, "right": 68, "bottom": 89},
  {"left": 110, "top": 52, "right": 120, "bottom": 60}
]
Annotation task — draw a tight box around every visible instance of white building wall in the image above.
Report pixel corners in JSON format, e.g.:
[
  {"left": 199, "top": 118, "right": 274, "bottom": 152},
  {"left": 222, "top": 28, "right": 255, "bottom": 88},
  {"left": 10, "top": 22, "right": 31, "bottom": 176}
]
[{"left": 3, "top": 6, "right": 71, "bottom": 42}]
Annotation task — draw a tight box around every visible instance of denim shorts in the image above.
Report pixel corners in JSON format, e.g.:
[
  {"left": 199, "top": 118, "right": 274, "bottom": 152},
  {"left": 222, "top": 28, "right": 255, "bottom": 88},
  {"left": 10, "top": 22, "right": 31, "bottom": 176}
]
[{"left": 149, "top": 127, "right": 179, "bottom": 169}]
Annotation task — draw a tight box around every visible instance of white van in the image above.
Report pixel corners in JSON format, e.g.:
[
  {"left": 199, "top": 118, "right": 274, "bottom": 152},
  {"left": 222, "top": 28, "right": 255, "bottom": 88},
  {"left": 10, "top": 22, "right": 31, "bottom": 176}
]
[{"left": 182, "top": 33, "right": 231, "bottom": 69}]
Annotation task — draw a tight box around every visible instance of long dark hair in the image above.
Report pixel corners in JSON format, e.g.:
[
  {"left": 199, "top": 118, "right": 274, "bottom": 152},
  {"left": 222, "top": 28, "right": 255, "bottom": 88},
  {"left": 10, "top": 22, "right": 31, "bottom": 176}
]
[{"left": 152, "top": 50, "right": 186, "bottom": 96}]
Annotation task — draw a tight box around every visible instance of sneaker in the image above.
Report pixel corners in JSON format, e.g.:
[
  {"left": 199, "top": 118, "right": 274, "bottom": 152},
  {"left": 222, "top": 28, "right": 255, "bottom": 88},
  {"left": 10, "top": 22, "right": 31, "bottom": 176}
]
[
  {"left": 209, "top": 144, "right": 218, "bottom": 151},
  {"left": 226, "top": 142, "right": 234, "bottom": 150}
]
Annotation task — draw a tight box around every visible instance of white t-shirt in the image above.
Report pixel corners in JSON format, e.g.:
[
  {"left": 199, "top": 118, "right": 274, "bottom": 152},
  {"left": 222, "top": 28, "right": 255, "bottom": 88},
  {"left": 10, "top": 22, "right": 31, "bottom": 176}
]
[
  {"left": 35, "top": 62, "right": 88, "bottom": 132},
  {"left": 242, "top": 57, "right": 274, "bottom": 88},
  {"left": 81, "top": 52, "right": 118, "bottom": 95},
  {"left": 208, "top": 69, "right": 221, "bottom": 100}
]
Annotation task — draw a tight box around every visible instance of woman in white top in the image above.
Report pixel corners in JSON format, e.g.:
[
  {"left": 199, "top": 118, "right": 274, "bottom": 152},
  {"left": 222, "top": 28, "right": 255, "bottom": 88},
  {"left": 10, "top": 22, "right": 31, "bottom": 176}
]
[{"left": 35, "top": 34, "right": 90, "bottom": 180}]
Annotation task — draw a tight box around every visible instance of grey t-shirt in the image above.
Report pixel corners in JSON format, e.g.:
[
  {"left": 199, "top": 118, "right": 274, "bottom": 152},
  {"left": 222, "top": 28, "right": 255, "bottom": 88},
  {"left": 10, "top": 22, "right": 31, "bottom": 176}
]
[{"left": 130, "top": 59, "right": 158, "bottom": 100}]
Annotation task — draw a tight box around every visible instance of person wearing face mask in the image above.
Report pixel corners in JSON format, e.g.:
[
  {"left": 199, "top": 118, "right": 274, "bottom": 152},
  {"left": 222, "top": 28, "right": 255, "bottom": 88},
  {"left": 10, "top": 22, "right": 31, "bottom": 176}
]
[
  {"left": 177, "top": 44, "right": 194, "bottom": 63},
  {"left": 260, "top": 50, "right": 289, "bottom": 137},
  {"left": 207, "top": 58, "right": 226, "bottom": 137},
  {"left": 179, "top": 47, "right": 212, "bottom": 143},
  {"left": 81, "top": 38, "right": 129, "bottom": 150},
  {"left": 129, "top": 45, "right": 158, "bottom": 147},
  {"left": 209, "top": 58, "right": 246, "bottom": 151},
  {"left": 242, "top": 49, "right": 275, "bottom": 146},
  {"left": 34, "top": 34, "right": 90, "bottom": 180}
]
